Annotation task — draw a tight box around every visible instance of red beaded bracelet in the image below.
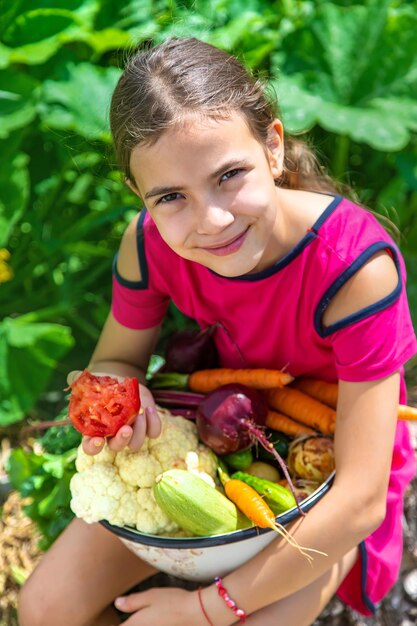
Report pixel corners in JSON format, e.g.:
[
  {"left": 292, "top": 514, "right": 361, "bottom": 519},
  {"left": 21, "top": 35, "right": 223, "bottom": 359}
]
[{"left": 214, "top": 576, "right": 247, "bottom": 623}]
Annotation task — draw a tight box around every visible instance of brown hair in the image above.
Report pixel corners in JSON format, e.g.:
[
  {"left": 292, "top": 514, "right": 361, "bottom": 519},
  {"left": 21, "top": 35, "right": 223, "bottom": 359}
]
[{"left": 110, "top": 37, "right": 337, "bottom": 193}]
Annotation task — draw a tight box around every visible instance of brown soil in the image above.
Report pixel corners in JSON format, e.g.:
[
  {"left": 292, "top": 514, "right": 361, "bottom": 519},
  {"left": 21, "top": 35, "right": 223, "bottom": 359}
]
[{"left": 0, "top": 491, "right": 42, "bottom": 626}]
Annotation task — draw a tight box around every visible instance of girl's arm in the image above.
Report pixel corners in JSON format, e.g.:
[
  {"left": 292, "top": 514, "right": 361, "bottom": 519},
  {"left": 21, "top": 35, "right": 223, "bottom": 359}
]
[
  {"left": 71, "top": 212, "right": 165, "bottom": 455},
  {"left": 201, "top": 371, "right": 400, "bottom": 624}
]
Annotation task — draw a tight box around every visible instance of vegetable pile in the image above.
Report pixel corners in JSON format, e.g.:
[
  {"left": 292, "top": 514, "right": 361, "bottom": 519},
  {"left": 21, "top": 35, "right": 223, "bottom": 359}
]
[{"left": 67, "top": 366, "right": 337, "bottom": 550}]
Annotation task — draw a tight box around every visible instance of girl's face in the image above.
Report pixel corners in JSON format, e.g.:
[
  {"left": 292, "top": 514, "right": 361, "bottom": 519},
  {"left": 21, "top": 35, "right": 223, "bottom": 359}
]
[{"left": 128, "top": 112, "right": 284, "bottom": 277}]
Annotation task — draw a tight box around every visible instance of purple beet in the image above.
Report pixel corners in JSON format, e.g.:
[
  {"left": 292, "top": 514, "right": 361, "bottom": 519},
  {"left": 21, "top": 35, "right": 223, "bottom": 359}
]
[{"left": 164, "top": 325, "right": 218, "bottom": 373}]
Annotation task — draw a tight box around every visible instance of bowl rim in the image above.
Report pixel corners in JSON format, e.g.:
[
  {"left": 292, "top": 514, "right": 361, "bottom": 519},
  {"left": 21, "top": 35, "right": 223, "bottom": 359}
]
[{"left": 100, "top": 470, "right": 335, "bottom": 548}]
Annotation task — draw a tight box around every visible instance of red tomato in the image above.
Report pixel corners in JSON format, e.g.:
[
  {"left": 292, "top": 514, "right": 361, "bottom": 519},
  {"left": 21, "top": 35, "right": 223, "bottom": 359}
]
[{"left": 68, "top": 370, "right": 140, "bottom": 437}]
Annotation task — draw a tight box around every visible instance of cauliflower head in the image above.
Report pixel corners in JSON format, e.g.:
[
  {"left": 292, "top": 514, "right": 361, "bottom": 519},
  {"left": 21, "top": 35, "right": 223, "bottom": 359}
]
[{"left": 69, "top": 407, "right": 218, "bottom": 536}]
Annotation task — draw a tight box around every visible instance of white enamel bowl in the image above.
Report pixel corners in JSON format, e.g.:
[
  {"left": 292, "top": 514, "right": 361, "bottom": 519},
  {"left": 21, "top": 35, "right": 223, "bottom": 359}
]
[{"left": 100, "top": 471, "right": 335, "bottom": 582}]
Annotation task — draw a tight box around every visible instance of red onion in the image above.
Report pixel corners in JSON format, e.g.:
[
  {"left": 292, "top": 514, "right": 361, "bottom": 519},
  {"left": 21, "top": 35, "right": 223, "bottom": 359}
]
[{"left": 164, "top": 325, "right": 218, "bottom": 373}]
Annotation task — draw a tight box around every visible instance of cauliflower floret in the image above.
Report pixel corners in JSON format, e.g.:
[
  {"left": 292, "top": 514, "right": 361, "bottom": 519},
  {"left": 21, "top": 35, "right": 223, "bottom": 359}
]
[
  {"left": 195, "top": 445, "right": 219, "bottom": 478},
  {"left": 185, "top": 450, "right": 216, "bottom": 487},
  {"left": 70, "top": 463, "right": 137, "bottom": 525},
  {"left": 148, "top": 413, "right": 198, "bottom": 469},
  {"left": 136, "top": 488, "right": 179, "bottom": 535},
  {"left": 115, "top": 449, "right": 162, "bottom": 488},
  {"left": 75, "top": 444, "right": 116, "bottom": 473}
]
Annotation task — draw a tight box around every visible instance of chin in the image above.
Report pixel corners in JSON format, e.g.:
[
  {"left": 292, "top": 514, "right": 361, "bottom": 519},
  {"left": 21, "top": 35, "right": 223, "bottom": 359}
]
[{"left": 210, "top": 257, "right": 262, "bottom": 278}]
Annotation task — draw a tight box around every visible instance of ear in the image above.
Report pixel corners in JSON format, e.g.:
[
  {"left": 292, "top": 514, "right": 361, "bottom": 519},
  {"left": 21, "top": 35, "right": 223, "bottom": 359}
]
[
  {"left": 124, "top": 176, "right": 142, "bottom": 199},
  {"left": 266, "top": 118, "right": 284, "bottom": 178}
]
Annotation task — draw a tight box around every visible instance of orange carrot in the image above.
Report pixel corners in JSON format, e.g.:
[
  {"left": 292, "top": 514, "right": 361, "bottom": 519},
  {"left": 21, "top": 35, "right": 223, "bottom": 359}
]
[
  {"left": 266, "top": 388, "right": 336, "bottom": 435},
  {"left": 398, "top": 404, "right": 417, "bottom": 421},
  {"left": 266, "top": 410, "right": 317, "bottom": 437},
  {"left": 224, "top": 478, "right": 326, "bottom": 563},
  {"left": 292, "top": 379, "right": 417, "bottom": 422},
  {"left": 188, "top": 368, "right": 294, "bottom": 394},
  {"left": 291, "top": 379, "right": 338, "bottom": 409}
]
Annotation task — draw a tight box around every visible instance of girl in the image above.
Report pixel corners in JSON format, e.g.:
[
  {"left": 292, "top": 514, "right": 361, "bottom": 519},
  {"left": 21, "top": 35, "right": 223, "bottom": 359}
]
[{"left": 19, "top": 37, "right": 417, "bottom": 626}]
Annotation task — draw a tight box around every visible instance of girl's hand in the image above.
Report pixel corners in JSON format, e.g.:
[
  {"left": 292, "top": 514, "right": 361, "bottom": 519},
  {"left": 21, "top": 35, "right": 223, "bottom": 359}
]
[
  {"left": 67, "top": 371, "right": 161, "bottom": 456},
  {"left": 112, "top": 587, "right": 208, "bottom": 626}
]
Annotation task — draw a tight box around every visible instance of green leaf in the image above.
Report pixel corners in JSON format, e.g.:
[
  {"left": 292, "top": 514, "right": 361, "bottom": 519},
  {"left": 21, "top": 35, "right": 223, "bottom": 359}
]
[
  {"left": 371, "top": 98, "right": 417, "bottom": 132},
  {"left": 38, "top": 473, "right": 72, "bottom": 517},
  {"left": 0, "top": 69, "right": 39, "bottom": 138},
  {"left": 80, "top": 27, "right": 134, "bottom": 54},
  {"left": 0, "top": 317, "right": 74, "bottom": 425},
  {"left": 311, "top": 1, "right": 390, "bottom": 104},
  {"left": 271, "top": 75, "right": 321, "bottom": 133},
  {"left": 93, "top": 0, "right": 153, "bottom": 32},
  {"left": 7, "top": 448, "right": 44, "bottom": 489},
  {"left": 0, "top": 151, "right": 30, "bottom": 246},
  {"left": 274, "top": 1, "right": 417, "bottom": 150},
  {"left": 317, "top": 101, "right": 410, "bottom": 151},
  {"left": 0, "top": 8, "right": 88, "bottom": 66},
  {"left": 2, "top": 9, "right": 80, "bottom": 47},
  {"left": 39, "top": 63, "right": 121, "bottom": 141}
]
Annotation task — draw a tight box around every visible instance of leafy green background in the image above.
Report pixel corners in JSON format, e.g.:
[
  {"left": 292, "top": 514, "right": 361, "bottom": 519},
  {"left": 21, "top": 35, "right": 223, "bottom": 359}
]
[{"left": 2, "top": 0, "right": 417, "bottom": 546}]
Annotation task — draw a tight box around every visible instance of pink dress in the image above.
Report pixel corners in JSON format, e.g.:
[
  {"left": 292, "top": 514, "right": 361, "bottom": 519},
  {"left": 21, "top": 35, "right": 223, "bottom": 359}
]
[{"left": 111, "top": 194, "right": 417, "bottom": 616}]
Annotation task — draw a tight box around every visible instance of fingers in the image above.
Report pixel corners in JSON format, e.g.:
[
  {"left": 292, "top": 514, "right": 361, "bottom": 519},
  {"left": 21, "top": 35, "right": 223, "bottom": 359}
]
[
  {"left": 146, "top": 406, "right": 162, "bottom": 438},
  {"left": 82, "top": 426, "right": 134, "bottom": 455},
  {"left": 106, "top": 425, "right": 134, "bottom": 452},
  {"left": 127, "top": 409, "right": 148, "bottom": 452},
  {"left": 114, "top": 591, "right": 150, "bottom": 614},
  {"left": 67, "top": 370, "right": 82, "bottom": 385},
  {"left": 82, "top": 436, "right": 106, "bottom": 455}
]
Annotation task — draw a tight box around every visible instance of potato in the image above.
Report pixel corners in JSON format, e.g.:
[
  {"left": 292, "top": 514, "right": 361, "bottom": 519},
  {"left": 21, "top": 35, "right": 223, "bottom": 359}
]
[{"left": 245, "top": 461, "right": 280, "bottom": 482}]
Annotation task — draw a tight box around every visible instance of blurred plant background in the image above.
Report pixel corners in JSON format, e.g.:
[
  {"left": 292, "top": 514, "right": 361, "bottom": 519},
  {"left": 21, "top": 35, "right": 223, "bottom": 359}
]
[{"left": 1, "top": 0, "right": 417, "bottom": 618}]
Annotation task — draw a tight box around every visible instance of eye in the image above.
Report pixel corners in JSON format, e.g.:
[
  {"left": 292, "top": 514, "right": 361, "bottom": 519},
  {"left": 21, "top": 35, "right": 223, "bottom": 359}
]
[
  {"left": 156, "top": 192, "right": 182, "bottom": 205},
  {"left": 220, "top": 168, "right": 243, "bottom": 183}
]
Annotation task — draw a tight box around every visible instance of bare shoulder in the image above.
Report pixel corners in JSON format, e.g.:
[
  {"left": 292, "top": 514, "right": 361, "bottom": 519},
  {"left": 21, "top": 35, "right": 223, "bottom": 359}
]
[
  {"left": 322, "top": 249, "right": 399, "bottom": 327},
  {"left": 116, "top": 212, "right": 142, "bottom": 281}
]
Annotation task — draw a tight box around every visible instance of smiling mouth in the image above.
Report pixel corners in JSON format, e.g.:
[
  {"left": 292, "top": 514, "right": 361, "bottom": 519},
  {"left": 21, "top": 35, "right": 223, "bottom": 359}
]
[{"left": 202, "top": 227, "right": 250, "bottom": 256}]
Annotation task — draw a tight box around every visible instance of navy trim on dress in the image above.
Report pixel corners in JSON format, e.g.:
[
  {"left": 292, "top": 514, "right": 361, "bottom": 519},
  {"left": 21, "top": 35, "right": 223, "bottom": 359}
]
[
  {"left": 359, "top": 541, "right": 377, "bottom": 614},
  {"left": 314, "top": 242, "right": 402, "bottom": 338},
  {"left": 112, "top": 209, "right": 149, "bottom": 290},
  {"left": 211, "top": 195, "right": 343, "bottom": 281}
]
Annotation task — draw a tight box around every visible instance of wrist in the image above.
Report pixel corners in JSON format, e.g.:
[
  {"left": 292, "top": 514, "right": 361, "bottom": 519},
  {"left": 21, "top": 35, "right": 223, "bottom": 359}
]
[
  {"left": 87, "top": 361, "right": 148, "bottom": 385},
  {"left": 197, "top": 582, "right": 246, "bottom": 626}
]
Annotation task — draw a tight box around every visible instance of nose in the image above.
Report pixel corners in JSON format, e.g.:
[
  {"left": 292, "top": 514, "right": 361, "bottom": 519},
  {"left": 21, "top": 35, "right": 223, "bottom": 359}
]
[{"left": 194, "top": 198, "right": 235, "bottom": 235}]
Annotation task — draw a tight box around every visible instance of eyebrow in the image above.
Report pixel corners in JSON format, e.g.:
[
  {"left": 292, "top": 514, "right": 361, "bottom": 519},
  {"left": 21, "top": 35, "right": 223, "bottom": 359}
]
[{"left": 144, "top": 158, "right": 252, "bottom": 200}]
